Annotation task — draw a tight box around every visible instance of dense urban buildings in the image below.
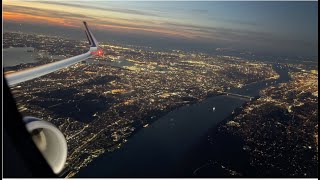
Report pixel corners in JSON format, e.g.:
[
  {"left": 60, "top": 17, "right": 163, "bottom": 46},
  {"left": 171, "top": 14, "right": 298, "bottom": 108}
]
[{"left": 4, "top": 32, "right": 318, "bottom": 177}]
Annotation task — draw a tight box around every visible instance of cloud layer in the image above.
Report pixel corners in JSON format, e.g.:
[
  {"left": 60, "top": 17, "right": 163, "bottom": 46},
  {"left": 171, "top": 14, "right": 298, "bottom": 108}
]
[{"left": 3, "top": 1, "right": 318, "bottom": 56}]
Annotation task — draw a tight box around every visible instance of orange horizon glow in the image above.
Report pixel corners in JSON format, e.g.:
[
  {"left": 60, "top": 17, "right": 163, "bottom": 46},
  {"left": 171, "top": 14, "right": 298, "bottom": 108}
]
[
  {"left": 3, "top": 11, "right": 78, "bottom": 28},
  {"left": 3, "top": 0, "right": 213, "bottom": 41},
  {"left": 3, "top": 10, "right": 207, "bottom": 40}
]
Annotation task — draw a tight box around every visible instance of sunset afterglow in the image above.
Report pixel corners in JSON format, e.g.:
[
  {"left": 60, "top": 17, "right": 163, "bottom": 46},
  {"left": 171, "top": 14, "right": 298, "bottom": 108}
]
[{"left": 3, "top": 0, "right": 318, "bottom": 56}]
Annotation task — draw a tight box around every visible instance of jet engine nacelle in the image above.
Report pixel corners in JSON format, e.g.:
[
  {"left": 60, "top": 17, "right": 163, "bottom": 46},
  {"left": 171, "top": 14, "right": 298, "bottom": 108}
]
[{"left": 23, "top": 116, "right": 67, "bottom": 174}]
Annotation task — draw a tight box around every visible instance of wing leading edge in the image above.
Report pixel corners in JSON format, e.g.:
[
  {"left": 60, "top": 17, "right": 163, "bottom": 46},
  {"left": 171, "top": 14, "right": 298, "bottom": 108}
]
[{"left": 5, "top": 22, "right": 100, "bottom": 87}]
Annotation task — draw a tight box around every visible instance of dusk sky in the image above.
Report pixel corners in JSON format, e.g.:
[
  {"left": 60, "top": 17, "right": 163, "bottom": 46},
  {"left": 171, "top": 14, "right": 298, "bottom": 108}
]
[{"left": 3, "top": 0, "right": 318, "bottom": 57}]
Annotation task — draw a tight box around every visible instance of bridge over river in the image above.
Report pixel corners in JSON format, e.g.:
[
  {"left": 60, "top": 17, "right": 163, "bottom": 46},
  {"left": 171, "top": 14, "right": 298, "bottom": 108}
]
[{"left": 222, "top": 92, "right": 255, "bottom": 100}]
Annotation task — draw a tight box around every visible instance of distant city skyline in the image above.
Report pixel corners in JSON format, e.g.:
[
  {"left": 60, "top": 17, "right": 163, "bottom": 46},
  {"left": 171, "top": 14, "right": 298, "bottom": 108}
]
[{"left": 3, "top": 1, "right": 318, "bottom": 57}]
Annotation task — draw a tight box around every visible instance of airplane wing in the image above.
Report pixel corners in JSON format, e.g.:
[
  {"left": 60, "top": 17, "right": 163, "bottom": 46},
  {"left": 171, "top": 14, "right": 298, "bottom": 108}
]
[{"left": 5, "top": 21, "right": 102, "bottom": 87}]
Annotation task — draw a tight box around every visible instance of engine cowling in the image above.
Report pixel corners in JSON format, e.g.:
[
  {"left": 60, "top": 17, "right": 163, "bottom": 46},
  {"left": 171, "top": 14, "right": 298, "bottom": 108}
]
[{"left": 23, "top": 116, "right": 67, "bottom": 174}]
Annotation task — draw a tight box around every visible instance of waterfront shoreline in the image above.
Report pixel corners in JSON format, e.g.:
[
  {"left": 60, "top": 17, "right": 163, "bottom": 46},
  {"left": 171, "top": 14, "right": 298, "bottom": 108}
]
[
  {"left": 75, "top": 94, "right": 249, "bottom": 177},
  {"left": 75, "top": 64, "right": 291, "bottom": 177}
]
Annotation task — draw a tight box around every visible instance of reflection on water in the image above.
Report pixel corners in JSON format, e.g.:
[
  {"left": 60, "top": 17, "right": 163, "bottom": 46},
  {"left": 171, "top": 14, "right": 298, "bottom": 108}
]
[
  {"left": 77, "top": 65, "right": 291, "bottom": 177},
  {"left": 227, "top": 64, "right": 291, "bottom": 97},
  {"left": 77, "top": 95, "right": 248, "bottom": 177},
  {"left": 3, "top": 47, "right": 38, "bottom": 67},
  {"left": 3, "top": 47, "right": 66, "bottom": 68}
]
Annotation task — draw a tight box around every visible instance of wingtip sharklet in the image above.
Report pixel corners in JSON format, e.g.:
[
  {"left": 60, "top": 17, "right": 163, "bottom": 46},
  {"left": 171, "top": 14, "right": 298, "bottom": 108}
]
[
  {"left": 84, "top": 30, "right": 92, "bottom": 46},
  {"left": 83, "top": 21, "right": 99, "bottom": 48}
]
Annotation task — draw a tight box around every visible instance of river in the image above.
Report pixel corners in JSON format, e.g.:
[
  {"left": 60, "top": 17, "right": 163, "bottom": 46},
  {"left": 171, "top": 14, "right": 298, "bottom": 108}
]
[
  {"left": 3, "top": 47, "right": 38, "bottom": 67},
  {"left": 3, "top": 47, "right": 66, "bottom": 68},
  {"left": 76, "top": 64, "right": 290, "bottom": 177}
]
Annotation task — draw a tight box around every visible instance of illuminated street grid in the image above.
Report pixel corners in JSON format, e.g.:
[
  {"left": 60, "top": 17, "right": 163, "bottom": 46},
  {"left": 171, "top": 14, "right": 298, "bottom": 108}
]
[
  {"left": 221, "top": 71, "right": 318, "bottom": 177},
  {"left": 4, "top": 32, "right": 316, "bottom": 177}
]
